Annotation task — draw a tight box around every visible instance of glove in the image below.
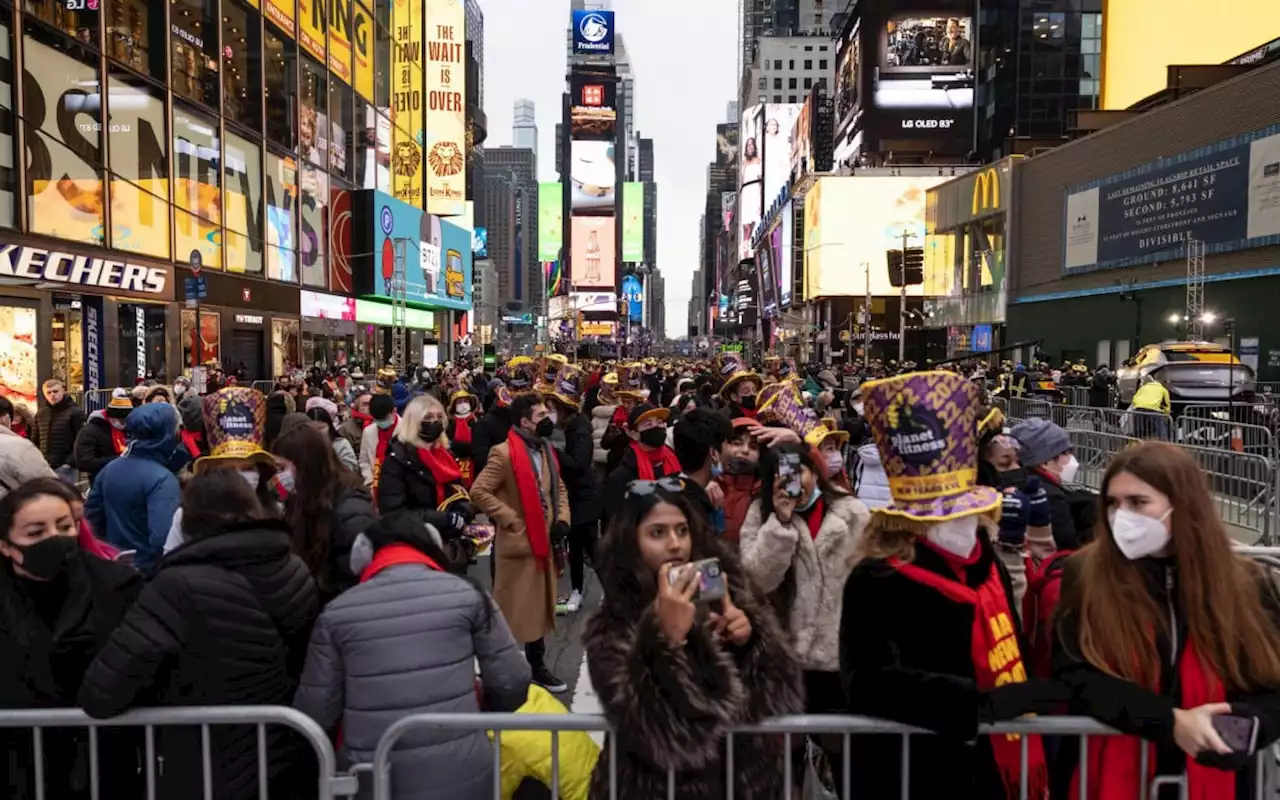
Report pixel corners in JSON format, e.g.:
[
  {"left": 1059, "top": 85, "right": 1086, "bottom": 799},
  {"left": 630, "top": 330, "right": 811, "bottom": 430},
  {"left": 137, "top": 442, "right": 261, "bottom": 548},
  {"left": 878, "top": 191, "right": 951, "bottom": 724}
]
[
  {"left": 1026, "top": 476, "right": 1051, "bottom": 528},
  {"left": 998, "top": 488, "right": 1029, "bottom": 547},
  {"left": 449, "top": 501, "right": 477, "bottom": 523},
  {"left": 980, "top": 680, "right": 1071, "bottom": 723},
  {"left": 445, "top": 512, "right": 468, "bottom": 535},
  {"left": 550, "top": 521, "right": 571, "bottom": 545}
]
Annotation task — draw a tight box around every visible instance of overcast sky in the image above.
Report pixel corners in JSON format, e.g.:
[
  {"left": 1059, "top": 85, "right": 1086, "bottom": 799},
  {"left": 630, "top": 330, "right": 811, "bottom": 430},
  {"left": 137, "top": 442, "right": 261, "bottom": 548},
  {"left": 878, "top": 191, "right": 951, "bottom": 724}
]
[{"left": 478, "top": 0, "right": 739, "bottom": 339}]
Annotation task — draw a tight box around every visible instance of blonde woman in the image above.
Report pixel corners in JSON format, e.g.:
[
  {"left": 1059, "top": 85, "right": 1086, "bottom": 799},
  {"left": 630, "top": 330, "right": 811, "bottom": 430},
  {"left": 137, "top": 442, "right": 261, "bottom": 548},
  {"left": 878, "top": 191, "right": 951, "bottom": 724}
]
[{"left": 378, "top": 395, "right": 476, "bottom": 568}]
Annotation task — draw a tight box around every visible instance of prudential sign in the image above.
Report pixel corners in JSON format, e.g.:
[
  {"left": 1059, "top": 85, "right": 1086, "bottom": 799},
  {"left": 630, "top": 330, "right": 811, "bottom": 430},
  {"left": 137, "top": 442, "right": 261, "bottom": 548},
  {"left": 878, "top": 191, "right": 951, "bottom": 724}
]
[{"left": 572, "top": 10, "right": 614, "bottom": 56}]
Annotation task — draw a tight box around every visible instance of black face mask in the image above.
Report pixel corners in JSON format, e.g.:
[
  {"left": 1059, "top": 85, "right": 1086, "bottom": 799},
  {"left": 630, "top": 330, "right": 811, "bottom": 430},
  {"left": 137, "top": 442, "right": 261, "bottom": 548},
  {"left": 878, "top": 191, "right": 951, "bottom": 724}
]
[
  {"left": 997, "top": 467, "right": 1028, "bottom": 489},
  {"left": 535, "top": 418, "right": 555, "bottom": 438},
  {"left": 724, "top": 456, "right": 757, "bottom": 476},
  {"left": 639, "top": 428, "right": 667, "bottom": 448},
  {"left": 420, "top": 421, "right": 444, "bottom": 442},
  {"left": 738, "top": 395, "right": 757, "bottom": 411},
  {"left": 12, "top": 534, "right": 78, "bottom": 580}
]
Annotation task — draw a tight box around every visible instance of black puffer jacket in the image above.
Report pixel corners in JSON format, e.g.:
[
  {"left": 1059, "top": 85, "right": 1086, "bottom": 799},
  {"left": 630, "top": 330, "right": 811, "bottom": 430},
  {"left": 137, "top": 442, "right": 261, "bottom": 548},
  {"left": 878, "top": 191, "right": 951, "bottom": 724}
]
[
  {"left": 1, "top": 554, "right": 143, "bottom": 800},
  {"left": 470, "top": 405, "right": 511, "bottom": 474},
  {"left": 33, "top": 396, "right": 86, "bottom": 468},
  {"left": 551, "top": 412, "right": 601, "bottom": 525},
  {"left": 73, "top": 412, "right": 122, "bottom": 483},
  {"left": 324, "top": 485, "right": 376, "bottom": 603},
  {"left": 78, "top": 523, "right": 319, "bottom": 800}
]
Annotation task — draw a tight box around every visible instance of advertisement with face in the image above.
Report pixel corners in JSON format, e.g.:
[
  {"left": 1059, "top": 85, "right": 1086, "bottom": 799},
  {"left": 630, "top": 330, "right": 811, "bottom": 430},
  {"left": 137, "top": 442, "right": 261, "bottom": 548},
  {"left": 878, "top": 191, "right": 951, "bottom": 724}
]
[
  {"left": 570, "top": 140, "right": 616, "bottom": 214},
  {"left": 740, "top": 104, "right": 763, "bottom": 185},
  {"left": 763, "top": 104, "right": 802, "bottom": 204},
  {"left": 738, "top": 182, "right": 763, "bottom": 260},
  {"left": 835, "top": 22, "right": 861, "bottom": 133},
  {"left": 877, "top": 14, "right": 974, "bottom": 138},
  {"left": 803, "top": 176, "right": 946, "bottom": 298},
  {"left": 716, "top": 123, "right": 739, "bottom": 168},
  {"left": 780, "top": 202, "right": 794, "bottom": 308},
  {"left": 757, "top": 227, "right": 780, "bottom": 319},
  {"left": 570, "top": 216, "right": 615, "bottom": 290}
]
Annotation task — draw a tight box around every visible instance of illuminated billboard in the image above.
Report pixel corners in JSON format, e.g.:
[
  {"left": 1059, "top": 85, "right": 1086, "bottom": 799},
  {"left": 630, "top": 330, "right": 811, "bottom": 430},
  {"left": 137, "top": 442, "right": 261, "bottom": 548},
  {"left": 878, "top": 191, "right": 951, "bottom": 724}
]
[
  {"left": 424, "top": 0, "right": 466, "bottom": 216},
  {"left": 390, "top": 0, "right": 423, "bottom": 208},
  {"left": 570, "top": 140, "right": 616, "bottom": 214},
  {"left": 622, "top": 182, "right": 644, "bottom": 263},
  {"left": 803, "top": 176, "right": 947, "bottom": 299},
  {"left": 835, "top": 21, "right": 861, "bottom": 133},
  {"left": 570, "top": 216, "right": 615, "bottom": 290},
  {"left": 538, "top": 182, "right": 563, "bottom": 261},
  {"left": 352, "top": 190, "right": 473, "bottom": 310},
  {"left": 738, "top": 183, "right": 763, "bottom": 260},
  {"left": 570, "top": 73, "right": 617, "bottom": 140},
  {"left": 876, "top": 15, "right": 974, "bottom": 139},
  {"left": 780, "top": 202, "right": 794, "bottom": 309},
  {"left": 740, "top": 104, "right": 763, "bottom": 185},
  {"left": 762, "top": 104, "right": 802, "bottom": 205}
]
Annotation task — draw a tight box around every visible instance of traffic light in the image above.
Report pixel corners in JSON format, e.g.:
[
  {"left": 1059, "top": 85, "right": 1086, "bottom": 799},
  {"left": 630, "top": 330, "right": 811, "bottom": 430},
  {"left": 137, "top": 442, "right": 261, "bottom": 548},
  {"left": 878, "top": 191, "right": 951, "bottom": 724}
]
[
  {"left": 903, "top": 246, "right": 924, "bottom": 286},
  {"left": 886, "top": 249, "right": 904, "bottom": 287}
]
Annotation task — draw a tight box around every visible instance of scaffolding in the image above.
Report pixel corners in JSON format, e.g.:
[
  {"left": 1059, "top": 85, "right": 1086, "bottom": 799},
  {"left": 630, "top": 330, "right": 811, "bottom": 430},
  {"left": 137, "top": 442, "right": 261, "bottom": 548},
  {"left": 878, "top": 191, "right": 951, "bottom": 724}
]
[
  {"left": 391, "top": 239, "right": 411, "bottom": 371},
  {"left": 1186, "top": 236, "right": 1206, "bottom": 341}
]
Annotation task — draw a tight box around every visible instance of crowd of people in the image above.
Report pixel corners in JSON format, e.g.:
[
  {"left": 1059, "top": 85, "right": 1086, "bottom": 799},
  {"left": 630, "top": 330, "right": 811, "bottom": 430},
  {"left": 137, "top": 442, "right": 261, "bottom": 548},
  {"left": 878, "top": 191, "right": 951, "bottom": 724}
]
[{"left": 0, "top": 350, "right": 1278, "bottom": 800}]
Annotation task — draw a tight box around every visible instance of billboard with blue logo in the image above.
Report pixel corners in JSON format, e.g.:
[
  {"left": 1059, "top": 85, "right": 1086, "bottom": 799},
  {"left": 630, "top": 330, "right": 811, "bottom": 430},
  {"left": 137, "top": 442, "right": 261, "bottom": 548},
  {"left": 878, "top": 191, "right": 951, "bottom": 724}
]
[
  {"left": 473, "top": 227, "right": 488, "bottom": 258},
  {"left": 572, "top": 9, "right": 614, "bottom": 56},
  {"left": 621, "top": 274, "right": 643, "bottom": 320},
  {"left": 972, "top": 324, "right": 993, "bottom": 353},
  {"left": 353, "top": 191, "right": 473, "bottom": 311}
]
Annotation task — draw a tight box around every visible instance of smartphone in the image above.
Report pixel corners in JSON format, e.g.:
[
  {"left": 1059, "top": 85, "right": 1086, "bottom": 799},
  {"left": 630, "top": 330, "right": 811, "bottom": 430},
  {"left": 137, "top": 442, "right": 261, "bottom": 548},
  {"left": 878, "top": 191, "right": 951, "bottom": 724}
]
[
  {"left": 778, "top": 453, "right": 803, "bottom": 498},
  {"left": 666, "top": 558, "right": 728, "bottom": 604},
  {"left": 1211, "top": 714, "right": 1259, "bottom": 755}
]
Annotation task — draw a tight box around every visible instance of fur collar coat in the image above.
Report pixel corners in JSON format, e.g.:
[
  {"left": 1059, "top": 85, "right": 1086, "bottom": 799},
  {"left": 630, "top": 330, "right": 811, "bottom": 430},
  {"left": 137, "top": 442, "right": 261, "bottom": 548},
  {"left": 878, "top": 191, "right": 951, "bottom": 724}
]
[
  {"left": 582, "top": 543, "right": 804, "bottom": 799},
  {"left": 739, "top": 494, "right": 869, "bottom": 671}
]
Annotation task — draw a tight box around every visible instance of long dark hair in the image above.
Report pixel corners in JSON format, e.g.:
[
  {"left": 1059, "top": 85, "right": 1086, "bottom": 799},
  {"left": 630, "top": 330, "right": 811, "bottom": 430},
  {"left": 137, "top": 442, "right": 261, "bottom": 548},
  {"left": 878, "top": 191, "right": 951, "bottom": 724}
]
[
  {"left": 758, "top": 441, "right": 847, "bottom": 519},
  {"left": 597, "top": 483, "right": 730, "bottom": 608},
  {"left": 181, "top": 470, "right": 265, "bottom": 541},
  {"left": 365, "top": 511, "right": 493, "bottom": 627},
  {"left": 271, "top": 424, "right": 364, "bottom": 592},
  {"left": 305, "top": 407, "right": 340, "bottom": 440}
]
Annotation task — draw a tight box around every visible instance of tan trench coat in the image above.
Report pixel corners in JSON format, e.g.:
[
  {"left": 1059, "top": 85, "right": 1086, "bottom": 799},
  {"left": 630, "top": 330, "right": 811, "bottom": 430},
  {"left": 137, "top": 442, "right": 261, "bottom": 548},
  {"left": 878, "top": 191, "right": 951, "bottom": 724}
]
[{"left": 471, "top": 441, "right": 571, "bottom": 643}]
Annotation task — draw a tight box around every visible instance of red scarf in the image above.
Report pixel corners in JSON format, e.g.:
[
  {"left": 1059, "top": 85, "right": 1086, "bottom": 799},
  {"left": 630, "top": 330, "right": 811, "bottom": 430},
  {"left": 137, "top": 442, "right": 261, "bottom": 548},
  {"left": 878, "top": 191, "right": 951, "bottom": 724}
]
[
  {"left": 452, "top": 415, "right": 473, "bottom": 444},
  {"left": 110, "top": 426, "right": 127, "bottom": 455},
  {"left": 360, "top": 543, "right": 443, "bottom": 582},
  {"left": 803, "top": 497, "right": 825, "bottom": 540},
  {"left": 1069, "top": 642, "right": 1231, "bottom": 800},
  {"left": 351, "top": 410, "right": 374, "bottom": 429},
  {"left": 891, "top": 554, "right": 1049, "bottom": 800},
  {"left": 630, "top": 440, "right": 682, "bottom": 480},
  {"left": 506, "top": 429, "right": 557, "bottom": 571},
  {"left": 179, "top": 429, "right": 202, "bottom": 458},
  {"left": 610, "top": 406, "right": 629, "bottom": 427},
  {"left": 417, "top": 446, "right": 462, "bottom": 506},
  {"left": 371, "top": 416, "right": 398, "bottom": 500}
]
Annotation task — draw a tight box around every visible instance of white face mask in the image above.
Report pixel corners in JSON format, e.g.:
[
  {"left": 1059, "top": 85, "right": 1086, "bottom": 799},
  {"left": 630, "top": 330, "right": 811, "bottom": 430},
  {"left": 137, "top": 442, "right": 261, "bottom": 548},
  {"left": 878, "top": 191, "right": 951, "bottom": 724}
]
[
  {"left": 1059, "top": 455, "right": 1080, "bottom": 484},
  {"left": 1109, "top": 508, "right": 1172, "bottom": 561},
  {"left": 924, "top": 516, "right": 980, "bottom": 559},
  {"left": 547, "top": 411, "right": 558, "bottom": 425},
  {"left": 824, "top": 452, "right": 844, "bottom": 475},
  {"left": 455, "top": 402, "right": 472, "bottom": 416}
]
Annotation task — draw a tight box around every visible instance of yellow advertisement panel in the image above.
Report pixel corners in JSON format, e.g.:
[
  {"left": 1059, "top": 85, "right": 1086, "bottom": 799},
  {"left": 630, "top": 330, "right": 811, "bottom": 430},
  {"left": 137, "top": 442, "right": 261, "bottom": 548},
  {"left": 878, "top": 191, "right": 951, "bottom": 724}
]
[
  {"left": 423, "top": 0, "right": 466, "bottom": 217},
  {"left": 352, "top": 2, "right": 375, "bottom": 103},
  {"left": 299, "top": 0, "right": 327, "bottom": 63},
  {"left": 328, "top": 0, "right": 353, "bottom": 84},
  {"left": 803, "top": 176, "right": 947, "bottom": 299},
  {"left": 266, "top": 0, "right": 296, "bottom": 38},
  {"left": 391, "top": 0, "right": 423, "bottom": 208}
]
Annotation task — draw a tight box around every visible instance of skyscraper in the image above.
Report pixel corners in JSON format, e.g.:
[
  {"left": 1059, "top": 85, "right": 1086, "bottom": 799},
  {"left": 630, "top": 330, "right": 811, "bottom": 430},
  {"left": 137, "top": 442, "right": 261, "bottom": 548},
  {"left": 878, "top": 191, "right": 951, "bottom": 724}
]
[
  {"left": 485, "top": 147, "right": 543, "bottom": 315},
  {"left": 513, "top": 99, "right": 537, "bottom": 154}
]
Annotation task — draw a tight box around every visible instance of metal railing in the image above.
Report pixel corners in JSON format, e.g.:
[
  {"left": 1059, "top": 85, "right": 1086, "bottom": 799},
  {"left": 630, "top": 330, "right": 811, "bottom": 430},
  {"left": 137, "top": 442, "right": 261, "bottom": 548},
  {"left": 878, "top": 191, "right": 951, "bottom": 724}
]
[
  {"left": 81, "top": 389, "right": 116, "bottom": 415},
  {"left": 252, "top": 380, "right": 276, "bottom": 396}
]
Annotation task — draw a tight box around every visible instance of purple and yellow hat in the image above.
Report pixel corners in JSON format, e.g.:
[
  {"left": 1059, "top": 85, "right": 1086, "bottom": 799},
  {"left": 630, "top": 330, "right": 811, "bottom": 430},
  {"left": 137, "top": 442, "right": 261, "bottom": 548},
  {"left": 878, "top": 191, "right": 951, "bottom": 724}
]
[
  {"left": 196, "top": 387, "right": 274, "bottom": 474},
  {"left": 861, "top": 370, "right": 1000, "bottom": 523}
]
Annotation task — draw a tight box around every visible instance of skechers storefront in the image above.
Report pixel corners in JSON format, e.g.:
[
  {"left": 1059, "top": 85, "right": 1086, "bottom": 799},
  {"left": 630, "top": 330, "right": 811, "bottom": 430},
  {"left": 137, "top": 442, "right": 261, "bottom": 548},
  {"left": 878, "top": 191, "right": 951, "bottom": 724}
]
[
  {"left": 351, "top": 192, "right": 474, "bottom": 367},
  {"left": 0, "top": 239, "right": 175, "bottom": 413},
  {"left": 172, "top": 267, "right": 301, "bottom": 382},
  {"left": 923, "top": 157, "right": 1020, "bottom": 359}
]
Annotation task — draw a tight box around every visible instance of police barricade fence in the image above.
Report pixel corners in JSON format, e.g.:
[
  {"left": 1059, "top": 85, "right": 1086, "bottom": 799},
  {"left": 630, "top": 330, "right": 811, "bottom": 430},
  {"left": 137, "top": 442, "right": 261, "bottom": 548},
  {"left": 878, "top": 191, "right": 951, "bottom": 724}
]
[
  {"left": 1060, "top": 385, "right": 1090, "bottom": 407},
  {"left": 1174, "top": 415, "right": 1277, "bottom": 462},
  {"left": 0, "top": 705, "right": 355, "bottom": 800},
  {"left": 252, "top": 380, "right": 276, "bottom": 396},
  {"left": 81, "top": 388, "right": 115, "bottom": 415},
  {"left": 367, "top": 712, "right": 1279, "bottom": 800}
]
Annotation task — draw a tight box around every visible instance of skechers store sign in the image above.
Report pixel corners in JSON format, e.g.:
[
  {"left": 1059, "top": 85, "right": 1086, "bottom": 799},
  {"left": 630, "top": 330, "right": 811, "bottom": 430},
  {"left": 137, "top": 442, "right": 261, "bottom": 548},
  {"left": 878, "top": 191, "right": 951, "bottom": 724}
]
[{"left": 0, "top": 244, "right": 173, "bottom": 300}]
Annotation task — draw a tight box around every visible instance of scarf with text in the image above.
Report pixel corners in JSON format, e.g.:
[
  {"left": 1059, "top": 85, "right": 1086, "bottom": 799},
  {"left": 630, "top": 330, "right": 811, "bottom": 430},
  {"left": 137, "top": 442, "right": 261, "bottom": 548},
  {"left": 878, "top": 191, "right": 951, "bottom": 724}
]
[
  {"left": 507, "top": 428, "right": 558, "bottom": 571},
  {"left": 453, "top": 416, "right": 474, "bottom": 486},
  {"left": 417, "top": 446, "right": 462, "bottom": 506},
  {"left": 630, "top": 440, "right": 682, "bottom": 480},
  {"left": 891, "top": 554, "right": 1049, "bottom": 800},
  {"left": 371, "top": 415, "right": 398, "bottom": 502},
  {"left": 1069, "top": 640, "right": 1231, "bottom": 800}
]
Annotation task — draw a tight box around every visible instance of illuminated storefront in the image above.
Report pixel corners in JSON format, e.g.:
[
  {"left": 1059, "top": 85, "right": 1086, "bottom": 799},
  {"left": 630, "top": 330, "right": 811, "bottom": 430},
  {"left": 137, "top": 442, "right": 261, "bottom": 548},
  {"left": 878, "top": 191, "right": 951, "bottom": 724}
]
[{"left": 922, "top": 156, "right": 1020, "bottom": 358}]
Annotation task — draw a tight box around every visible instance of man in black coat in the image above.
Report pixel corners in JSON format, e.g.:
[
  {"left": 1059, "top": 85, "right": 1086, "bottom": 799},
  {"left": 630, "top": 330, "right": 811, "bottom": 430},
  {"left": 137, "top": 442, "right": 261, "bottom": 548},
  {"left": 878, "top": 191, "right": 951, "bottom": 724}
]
[
  {"left": 32, "top": 379, "right": 85, "bottom": 481},
  {"left": 545, "top": 368, "right": 601, "bottom": 615},
  {"left": 78, "top": 477, "right": 319, "bottom": 800}
]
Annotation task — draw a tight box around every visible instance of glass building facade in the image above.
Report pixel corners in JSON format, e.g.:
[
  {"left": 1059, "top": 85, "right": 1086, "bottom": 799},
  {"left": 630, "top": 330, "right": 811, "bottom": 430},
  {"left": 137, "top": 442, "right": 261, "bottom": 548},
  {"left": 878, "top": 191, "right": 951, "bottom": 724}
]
[{"left": 4, "top": 0, "right": 405, "bottom": 287}]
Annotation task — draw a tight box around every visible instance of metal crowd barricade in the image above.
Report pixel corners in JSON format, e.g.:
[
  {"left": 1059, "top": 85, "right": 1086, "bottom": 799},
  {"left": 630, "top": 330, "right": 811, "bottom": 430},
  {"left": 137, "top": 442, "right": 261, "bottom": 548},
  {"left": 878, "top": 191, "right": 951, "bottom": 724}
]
[
  {"left": 252, "top": 380, "right": 275, "bottom": 395},
  {"left": 1064, "top": 428, "right": 1139, "bottom": 491},
  {"left": 1003, "top": 397, "right": 1053, "bottom": 424},
  {"left": 1060, "top": 385, "right": 1090, "bottom": 407},
  {"left": 1175, "top": 415, "right": 1277, "bottom": 461},
  {"left": 367, "top": 712, "right": 1280, "bottom": 800},
  {"left": 0, "top": 705, "right": 353, "bottom": 800},
  {"left": 80, "top": 388, "right": 115, "bottom": 415},
  {"left": 1181, "top": 442, "right": 1274, "bottom": 543}
]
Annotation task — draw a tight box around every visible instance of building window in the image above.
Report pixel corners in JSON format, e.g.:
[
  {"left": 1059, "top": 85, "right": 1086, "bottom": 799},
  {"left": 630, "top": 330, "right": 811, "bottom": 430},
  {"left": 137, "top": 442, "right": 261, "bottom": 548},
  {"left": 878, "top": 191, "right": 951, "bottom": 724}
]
[
  {"left": 819, "top": 59, "right": 828, "bottom": 69},
  {"left": 170, "top": 0, "right": 220, "bottom": 109},
  {"left": 818, "top": 76, "right": 827, "bottom": 88},
  {"left": 23, "top": 29, "right": 102, "bottom": 246},
  {"left": 773, "top": 77, "right": 782, "bottom": 90},
  {"left": 299, "top": 163, "right": 327, "bottom": 288},
  {"left": 772, "top": 94, "right": 781, "bottom": 103},
  {"left": 0, "top": 19, "right": 14, "bottom": 231},
  {"left": 300, "top": 58, "right": 328, "bottom": 167},
  {"left": 222, "top": 0, "right": 262, "bottom": 132},
  {"left": 224, "top": 130, "right": 263, "bottom": 274},
  {"left": 820, "top": 45, "right": 828, "bottom": 51},
  {"left": 24, "top": 0, "right": 99, "bottom": 45},
  {"left": 105, "top": 0, "right": 165, "bottom": 80},
  {"left": 773, "top": 59, "right": 781, "bottom": 69},
  {"left": 804, "top": 45, "right": 812, "bottom": 52},
  {"left": 107, "top": 69, "right": 169, "bottom": 259},
  {"left": 375, "top": 0, "right": 391, "bottom": 109},
  {"left": 265, "top": 149, "right": 298, "bottom": 282},
  {"left": 804, "top": 77, "right": 812, "bottom": 89},
  {"left": 788, "top": 95, "right": 797, "bottom": 102},
  {"left": 788, "top": 59, "right": 794, "bottom": 69},
  {"left": 758, "top": 75, "right": 767, "bottom": 89},
  {"left": 329, "top": 80, "right": 353, "bottom": 180},
  {"left": 804, "top": 59, "right": 812, "bottom": 70},
  {"left": 264, "top": 26, "right": 296, "bottom": 148},
  {"left": 788, "top": 77, "right": 797, "bottom": 89},
  {"left": 172, "top": 103, "right": 221, "bottom": 268}
]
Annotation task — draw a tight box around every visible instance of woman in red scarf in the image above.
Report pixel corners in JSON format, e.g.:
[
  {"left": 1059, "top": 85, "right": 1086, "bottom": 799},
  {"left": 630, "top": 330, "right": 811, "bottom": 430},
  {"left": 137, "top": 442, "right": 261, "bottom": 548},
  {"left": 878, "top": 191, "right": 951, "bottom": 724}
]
[
  {"left": 378, "top": 395, "right": 477, "bottom": 571},
  {"left": 1054, "top": 441, "right": 1280, "bottom": 800},
  {"left": 445, "top": 389, "right": 479, "bottom": 487},
  {"left": 601, "top": 403, "right": 683, "bottom": 530}
]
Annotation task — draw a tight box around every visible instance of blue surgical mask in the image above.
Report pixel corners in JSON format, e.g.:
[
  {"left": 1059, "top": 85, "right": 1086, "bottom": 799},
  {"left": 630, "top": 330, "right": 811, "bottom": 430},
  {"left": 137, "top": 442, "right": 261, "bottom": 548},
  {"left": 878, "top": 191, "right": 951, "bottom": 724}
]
[
  {"left": 711, "top": 461, "right": 723, "bottom": 478},
  {"left": 375, "top": 417, "right": 395, "bottom": 430},
  {"left": 797, "top": 485, "right": 821, "bottom": 512}
]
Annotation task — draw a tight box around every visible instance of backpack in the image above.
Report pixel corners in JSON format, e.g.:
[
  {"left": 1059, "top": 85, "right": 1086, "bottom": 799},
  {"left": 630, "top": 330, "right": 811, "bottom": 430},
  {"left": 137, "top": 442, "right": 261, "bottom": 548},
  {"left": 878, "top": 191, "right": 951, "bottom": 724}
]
[{"left": 1023, "top": 551, "right": 1073, "bottom": 679}]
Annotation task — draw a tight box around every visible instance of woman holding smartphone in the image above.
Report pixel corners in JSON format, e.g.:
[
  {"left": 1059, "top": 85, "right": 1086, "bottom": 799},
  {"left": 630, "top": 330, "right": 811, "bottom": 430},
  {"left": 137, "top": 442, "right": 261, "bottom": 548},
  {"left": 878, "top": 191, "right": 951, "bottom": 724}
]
[
  {"left": 584, "top": 478, "right": 802, "bottom": 799},
  {"left": 1054, "top": 441, "right": 1280, "bottom": 799}
]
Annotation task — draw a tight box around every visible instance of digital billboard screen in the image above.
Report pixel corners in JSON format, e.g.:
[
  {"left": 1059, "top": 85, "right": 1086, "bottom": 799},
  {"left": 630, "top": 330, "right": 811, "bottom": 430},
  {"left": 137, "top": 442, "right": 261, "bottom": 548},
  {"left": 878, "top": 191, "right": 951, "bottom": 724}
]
[
  {"left": 740, "top": 104, "right": 763, "bottom": 185},
  {"left": 570, "top": 73, "right": 617, "bottom": 140},
  {"left": 763, "top": 104, "right": 803, "bottom": 206},
  {"left": 780, "top": 202, "right": 794, "bottom": 309},
  {"left": 716, "top": 123, "right": 739, "bottom": 168},
  {"left": 876, "top": 14, "right": 974, "bottom": 138},
  {"left": 570, "top": 140, "right": 616, "bottom": 214},
  {"left": 757, "top": 226, "right": 781, "bottom": 319},
  {"left": 538, "top": 182, "right": 563, "bottom": 261},
  {"left": 802, "top": 176, "right": 947, "bottom": 298},
  {"left": 570, "top": 216, "right": 616, "bottom": 290},
  {"left": 622, "top": 182, "right": 644, "bottom": 262},
  {"left": 572, "top": 9, "right": 615, "bottom": 56},
  {"left": 738, "top": 182, "right": 763, "bottom": 260},
  {"left": 835, "top": 22, "right": 861, "bottom": 133}
]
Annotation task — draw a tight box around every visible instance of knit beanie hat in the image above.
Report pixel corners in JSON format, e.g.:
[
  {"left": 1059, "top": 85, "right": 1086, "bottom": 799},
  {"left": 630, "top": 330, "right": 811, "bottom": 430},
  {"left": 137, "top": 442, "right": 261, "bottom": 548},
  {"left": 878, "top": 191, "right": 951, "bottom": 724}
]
[{"left": 1009, "top": 418, "right": 1071, "bottom": 469}]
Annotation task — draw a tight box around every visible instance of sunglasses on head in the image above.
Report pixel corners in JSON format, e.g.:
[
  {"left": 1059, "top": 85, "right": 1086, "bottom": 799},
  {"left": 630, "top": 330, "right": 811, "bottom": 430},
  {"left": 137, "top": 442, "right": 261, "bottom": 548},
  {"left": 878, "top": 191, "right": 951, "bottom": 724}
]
[{"left": 625, "top": 477, "right": 686, "bottom": 498}]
